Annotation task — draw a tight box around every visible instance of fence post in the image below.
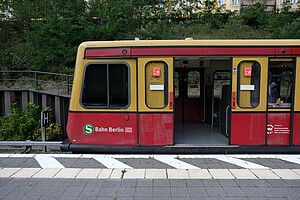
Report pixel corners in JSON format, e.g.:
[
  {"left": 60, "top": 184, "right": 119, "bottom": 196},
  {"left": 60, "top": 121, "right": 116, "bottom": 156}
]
[
  {"left": 66, "top": 76, "right": 69, "bottom": 94},
  {"left": 35, "top": 72, "right": 38, "bottom": 88},
  {"left": 41, "top": 111, "right": 48, "bottom": 152}
]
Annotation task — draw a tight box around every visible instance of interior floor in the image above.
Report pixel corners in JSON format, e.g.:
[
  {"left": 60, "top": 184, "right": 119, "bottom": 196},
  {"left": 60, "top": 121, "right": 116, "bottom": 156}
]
[{"left": 174, "top": 122, "right": 229, "bottom": 145}]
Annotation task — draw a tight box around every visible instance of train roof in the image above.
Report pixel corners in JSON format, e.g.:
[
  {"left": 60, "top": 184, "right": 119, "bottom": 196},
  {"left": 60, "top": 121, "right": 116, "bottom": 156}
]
[{"left": 80, "top": 39, "right": 300, "bottom": 48}]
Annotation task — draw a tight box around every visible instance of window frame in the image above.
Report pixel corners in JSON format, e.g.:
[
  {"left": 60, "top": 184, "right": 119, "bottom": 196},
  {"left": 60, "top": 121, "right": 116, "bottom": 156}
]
[
  {"left": 80, "top": 62, "right": 131, "bottom": 109},
  {"left": 232, "top": 0, "right": 238, "bottom": 7},
  {"left": 145, "top": 61, "right": 168, "bottom": 109},
  {"left": 267, "top": 60, "right": 294, "bottom": 109},
  {"left": 218, "top": 0, "right": 225, "bottom": 6},
  {"left": 213, "top": 70, "right": 230, "bottom": 98},
  {"left": 174, "top": 71, "right": 180, "bottom": 99},
  {"left": 187, "top": 70, "right": 201, "bottom": 99},
  {"left": 237, "top": 61, "right": 261, "bottom": 109}
]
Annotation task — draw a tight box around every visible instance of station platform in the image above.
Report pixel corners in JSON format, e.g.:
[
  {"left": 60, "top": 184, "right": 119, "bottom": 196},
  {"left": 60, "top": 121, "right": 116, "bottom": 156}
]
[{"left": 1, "top": 154, "right": 300, "bottom": 200}]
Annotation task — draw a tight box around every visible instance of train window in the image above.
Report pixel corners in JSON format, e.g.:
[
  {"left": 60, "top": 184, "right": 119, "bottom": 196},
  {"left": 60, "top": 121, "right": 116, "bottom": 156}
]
[
  {"left": 213, "top": 71, "right": 230, "bottom": 98},
  {"left": 237, "top": 61, "right": 261, "bottom": 108},
  {"left": 187, "top": 71, "right": 200, "bottom": 98},
  {"left": 146, "top": 61, "right": 168, "bottom": 108},
  {"left": 175, "top": 72, "right": 179, "bottom": 98},
  {"left": 268, "top": 60, "right": 294, "bottom": 108},
  {"left": 81, "top": 63, "right": 129, "bottom": 108}
]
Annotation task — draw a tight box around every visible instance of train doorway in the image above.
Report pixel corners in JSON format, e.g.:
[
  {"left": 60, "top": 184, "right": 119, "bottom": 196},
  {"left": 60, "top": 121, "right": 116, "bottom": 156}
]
[{"left": 174, "top": 57, "right": 231, "bottom": 145}]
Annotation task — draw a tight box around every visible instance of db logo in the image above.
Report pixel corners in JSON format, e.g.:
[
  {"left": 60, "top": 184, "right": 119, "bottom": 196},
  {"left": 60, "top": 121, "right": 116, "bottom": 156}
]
[{"left": 125, "top": 127, "right": 132, "bottom": 133}]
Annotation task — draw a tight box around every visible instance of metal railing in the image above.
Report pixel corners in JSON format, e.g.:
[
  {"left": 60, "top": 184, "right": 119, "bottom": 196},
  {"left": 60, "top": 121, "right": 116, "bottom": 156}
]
[{"left": 0, "top": 70, "right": 73, "bottom": 94}]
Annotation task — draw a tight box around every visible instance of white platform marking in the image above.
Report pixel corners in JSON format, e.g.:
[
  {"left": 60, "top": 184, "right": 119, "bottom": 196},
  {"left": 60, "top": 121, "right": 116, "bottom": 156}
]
[
  {"left": 0, "top": 154, "right": 12, "bottom": 157},
  {"left": 93, "top": 155, "right": 132, "bottom": 169},
  {"left": 53, "top": 154, "right": 83, "bottom": 158},
  {"left": 9, "top": 154, "right": 34, "bottom": 157},
  {"left": 202, "top": 155, "right": 269, "bottom": 169},
  {"left": 1, "top": 154, "right": 300, "bottom": 171},
  {"left": 276, "top": 155, "right": 300, "bottom": 165},
  {"left": 154, "top": 155, "right": 200, "bottom": 169},
  {"left": 34, "top": 155, "right": 65, "bottom": 168}
]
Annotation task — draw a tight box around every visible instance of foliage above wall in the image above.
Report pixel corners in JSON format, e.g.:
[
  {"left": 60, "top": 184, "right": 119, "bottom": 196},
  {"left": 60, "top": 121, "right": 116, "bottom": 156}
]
[{"left": 0, "top": 0, "right": 299, "bottom": 73}]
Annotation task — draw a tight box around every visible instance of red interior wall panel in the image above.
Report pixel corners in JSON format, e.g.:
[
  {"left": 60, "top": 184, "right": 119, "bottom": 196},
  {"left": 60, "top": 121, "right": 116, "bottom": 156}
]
[
  {"left": 231, "top": 113, "right": 266, "bottom": 145},
  {"left": 139, "top": 114, "right": 173, "bottom": 146}
]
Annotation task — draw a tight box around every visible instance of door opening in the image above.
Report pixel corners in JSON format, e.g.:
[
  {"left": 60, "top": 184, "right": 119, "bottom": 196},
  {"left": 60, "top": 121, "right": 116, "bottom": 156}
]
[{"left": 174, "top": 57, "right": 231, "bottom": 145}]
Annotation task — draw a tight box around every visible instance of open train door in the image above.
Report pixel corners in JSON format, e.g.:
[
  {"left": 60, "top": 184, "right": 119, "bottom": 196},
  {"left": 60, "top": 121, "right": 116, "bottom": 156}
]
[
  {"left": 231, "top": 57, "right": 268, "bottom": 145},
  {"left": 137, "top": 58, "right": 174, "bottom": 145},
  {"left": 266, "top": 58, "right": 296, "bottom": 145}
]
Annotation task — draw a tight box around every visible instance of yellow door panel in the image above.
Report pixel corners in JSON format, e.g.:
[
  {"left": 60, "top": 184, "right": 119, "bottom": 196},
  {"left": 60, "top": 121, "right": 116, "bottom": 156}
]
[
  {"left": 293, "top": 57, "right": 300, "bottom": 111},
  {"left": 138, "top": 57, "right": 173, "bottom": 112},
  {"left": 232, "top": 57, "right": 268, "bottom": 112}
]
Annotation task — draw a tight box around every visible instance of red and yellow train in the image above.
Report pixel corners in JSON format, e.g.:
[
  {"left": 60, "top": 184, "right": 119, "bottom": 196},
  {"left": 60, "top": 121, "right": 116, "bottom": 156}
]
[{"left": 62, "top": 39, "right": 300, "bottom": 153}]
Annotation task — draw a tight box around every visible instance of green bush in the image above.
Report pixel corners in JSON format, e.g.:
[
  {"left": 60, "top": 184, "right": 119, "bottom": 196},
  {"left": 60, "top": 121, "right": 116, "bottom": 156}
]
[
  {"left": 1, "top": 0, "right": 300, "bottom": 76},
  {"left": 0, "top": 102, "right": 62, "bottom": 141},
  {"left": 239, "top": 3, "right": 268, "bottom": 28}
]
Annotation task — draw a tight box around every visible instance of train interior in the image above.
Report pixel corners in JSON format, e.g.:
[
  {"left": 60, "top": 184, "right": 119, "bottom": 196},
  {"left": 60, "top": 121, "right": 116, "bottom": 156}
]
[{"left": 174, "top": 57, "right": 231, "bottom": 146}]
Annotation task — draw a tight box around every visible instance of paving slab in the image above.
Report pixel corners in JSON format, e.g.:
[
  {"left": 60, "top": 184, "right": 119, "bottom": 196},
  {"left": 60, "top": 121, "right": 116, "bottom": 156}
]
[
  {"left": 98, "top": 169, "right": 112, "bottom": 179},
  {"left": 167, "top": 169, "right": 189, "bottom": 179},
  {"left": 153, "top": 179, "right": 170, "bottom": 186},
  {"left": 291, "top": 169, "right": 300, "bottom": 175},
  {"left": 188, "top": 186, "right": 208, "bottom": 197},
  {"left": 223, "top": 186, "right": 246, "bottom": 197},
  {"left": 188, "top": 169, "right": 212, "bottom": 179},
  {"left": 76, "top": 169, "right": 101, "bottom": 179},
  {"left": 11, "top": 168, "right": 40, "bottom": 178},
  {"left": 145, "top": 169, "right": 167, "bottom": 179},
  {"left": 180, "top": 158, "right": 243, "bottom": 169},
  {"left": 205, "top": 186, "right": 226, "bottom": 197},
  {"left": 0, "top": 168, "right": 21, "bottom": 177},
  {"left": 271, "top": 169, "right": 300, "bottom": 179},
  {"left": 53, "top": 168, "right": 81, "bottom": 178},
  {"left": 56, "top": 158, "right": 106, "bottom": 169},
  {"left": 0, "top": 157, "right": 41, "bottom": 168},
  {"left": 110, "top": 169, "right": 124, "bottom": 178},
  {"left": 218, "top": 179, "right": 238, "bottom": 187},
  {"left": 229, "top": 169, "right": 257, "bottom": 179},
  {"left": 250, "top": 169, "right": 281, "bottom": 179},
  {"left": 209, "top": 169, "right": 235, "bottom": 179},
  {"left": 123, "top": 169, "right": 145, "bottom": 179},
  {"left": 169, "top": 179, "right": 186, "bottom": 187},
  {"left": 117, "top": 158, "right": 175, "bottom": 169},
  {"left": 134, "top": 186, "right": 153, "bottom": 197},
  {"left": 137, "top": 179, "right": 153, "bottom": 186},
  {"left": 170, "top": 186, "right": 189, "bottom": 197},
  {"left": 243, "top": 158, "right": 300, "bottom": 169},
  {"left": 32, "top": 168, "right": 61, "bottom": 178},
  {"left": 120, "top": 179, "right": 137, "bottom": 187}
]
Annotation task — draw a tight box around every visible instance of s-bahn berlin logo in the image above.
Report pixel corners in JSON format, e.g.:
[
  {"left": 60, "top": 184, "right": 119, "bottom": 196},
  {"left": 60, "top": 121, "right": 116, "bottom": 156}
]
[
  {"left": 83, "top": 124, "right": 94, "bottom": 134},
  {"left": 83, "top": 124, "right": 133, "bottom": 135}
]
